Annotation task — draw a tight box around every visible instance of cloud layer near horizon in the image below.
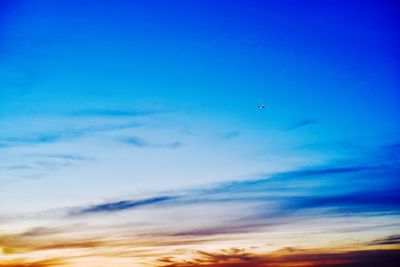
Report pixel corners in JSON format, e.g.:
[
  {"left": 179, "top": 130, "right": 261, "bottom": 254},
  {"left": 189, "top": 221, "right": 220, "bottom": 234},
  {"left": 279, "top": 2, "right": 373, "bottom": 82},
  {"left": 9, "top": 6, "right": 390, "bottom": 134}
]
[{"left": 1, "top": 142, "right": 399, "bottom": 266}]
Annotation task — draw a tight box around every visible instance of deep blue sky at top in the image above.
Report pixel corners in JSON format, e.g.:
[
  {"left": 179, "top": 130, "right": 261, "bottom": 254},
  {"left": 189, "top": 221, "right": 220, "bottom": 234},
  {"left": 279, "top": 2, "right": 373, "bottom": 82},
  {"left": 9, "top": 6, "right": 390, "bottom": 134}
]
[{"left": 0, "top": 0, "right": 399, "bottom": 142}]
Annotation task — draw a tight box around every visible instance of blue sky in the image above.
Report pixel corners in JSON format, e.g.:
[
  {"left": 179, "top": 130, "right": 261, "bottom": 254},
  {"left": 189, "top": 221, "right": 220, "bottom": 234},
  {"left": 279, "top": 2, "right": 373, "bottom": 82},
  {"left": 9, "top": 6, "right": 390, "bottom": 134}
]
[{"left": 0, "top": 1, "right": 399, "bottom": 266}]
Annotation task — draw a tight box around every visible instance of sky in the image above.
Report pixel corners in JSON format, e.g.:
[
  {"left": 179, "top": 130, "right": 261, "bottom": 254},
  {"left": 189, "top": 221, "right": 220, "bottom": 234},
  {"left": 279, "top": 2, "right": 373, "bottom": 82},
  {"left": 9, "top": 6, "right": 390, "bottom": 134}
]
[{"left": 0, "top": 0, "right": 399, "bottom": 266}]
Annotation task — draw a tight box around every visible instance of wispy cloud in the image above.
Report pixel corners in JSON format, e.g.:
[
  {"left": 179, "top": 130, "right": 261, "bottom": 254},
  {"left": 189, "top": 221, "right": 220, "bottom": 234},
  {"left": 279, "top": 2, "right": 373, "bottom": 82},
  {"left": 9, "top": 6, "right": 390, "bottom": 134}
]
[
  {"left": 286, "top": 119, "right": 318, "bottom": 131},
  {"left": 0, "top": 259, "right": 63, "bottom": 267},
  {"left": 2, "top": 164, "right": 31, "bottom": 170},
  {"left": 171, "top": 223, "right": 266, "bottom": 237},
  {"left": 69, "top": 108, "right": 162, "bottom": 117},
  {"left": 120, "top": 137, "right": 148, "bottom": 147},
  {"left": 0, "top": 122, "right": 141, "bottom": 149},
  {"left": 281, "top": 189, "right": 400, "bottom": 214},
  {"left": 0, "top": 153, "right": 93, "bottom": 180},
  {"left": 120, "top": 136, "right": 182, "bottom": 149},
  {"left": 73, "top": 196, "right": 177, "bottom": 215},
  {"left": 0, "top": 232, "right": 104, "bottom": 254},
  {"left": 17, "top": 227, "right": 63, "bottom": 237},
  {"left": 0, "top": 134, "right": 65, "bottom": 148},
  {"left": 32, "top": 153, "right": 92, "bottom": 161},
  {"left": 369, "top": 234, "right": 400, "bottom": 246},
  {"left": 220, "top": 131, "right": 241, "bottom": 140}
]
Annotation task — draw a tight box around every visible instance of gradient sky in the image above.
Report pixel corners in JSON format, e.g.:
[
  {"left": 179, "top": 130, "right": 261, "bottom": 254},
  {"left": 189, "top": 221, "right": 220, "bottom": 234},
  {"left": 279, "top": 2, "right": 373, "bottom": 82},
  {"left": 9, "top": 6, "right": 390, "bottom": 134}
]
[{"left": 1, "top": 1, "right": 399, "bottom": 267}]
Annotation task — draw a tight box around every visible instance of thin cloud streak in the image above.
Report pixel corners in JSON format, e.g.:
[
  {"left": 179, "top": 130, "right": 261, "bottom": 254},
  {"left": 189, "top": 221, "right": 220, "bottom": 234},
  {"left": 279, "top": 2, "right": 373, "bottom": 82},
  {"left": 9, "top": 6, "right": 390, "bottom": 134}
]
[
  {"left": 221, "top": 131, "right": 241, "bottom": 140},
  {"left": 69, "top": 108, "right": 163, "bottom": 117},
  {"left": 35, "top": 153, "right": 92, "bottom": 161},
  {"left": 286, "top": 119, "right": 318, "bottom": 131},
  {"left": 73, "top": 196, "right": 178, "bottom": 215},
  {"left": 0, "top": 259, "right": 63, "bottom": 267},
  {"left": 0, "top": 122, "right": 141, "bottom": 148},
  {"left": 120, "top": 136, "right": 182, "bottom": 149},
  {"left": 369, "top": 234, "right": 400, "bottom": 246},
  {"left": 0, "top": 134, "right": 64, "bottom": 148}
]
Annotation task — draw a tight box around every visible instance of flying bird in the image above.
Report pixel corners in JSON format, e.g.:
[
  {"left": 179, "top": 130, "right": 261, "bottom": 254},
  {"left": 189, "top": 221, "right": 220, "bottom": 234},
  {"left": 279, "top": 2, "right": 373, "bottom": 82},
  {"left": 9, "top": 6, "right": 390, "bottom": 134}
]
[{"left": 258, "top": 104, "right": 265, "bottom": 109}]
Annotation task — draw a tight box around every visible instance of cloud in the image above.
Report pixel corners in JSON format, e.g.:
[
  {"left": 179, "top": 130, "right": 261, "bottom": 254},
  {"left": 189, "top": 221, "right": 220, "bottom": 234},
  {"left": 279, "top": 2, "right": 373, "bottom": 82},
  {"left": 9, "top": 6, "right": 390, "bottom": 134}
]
[
  {"left": 286, "top": 120, "right": 318, "bottom": 131},
  {"left": 69, "top": 108, "right": 160, "bottom": 117},
  {"left": 0, "top": 231, "right": 104, "bottom": 254},
  {"left": 121, "top": 137, "right": 149, "bottom": 147},
  {"left": 0, "top": 134, "right": 64, "bottom": 148},
  {"left": 35, "top": 153, "right": 92, "bottom": 161},
  {"left": 202, "top": 163, "right": 399, "bottom": 222},
  {"left": 120, "top": 136, "right": 182, "bottom": 149},
  {"left": 65, "top": 141, "right": 399, "bottom": 225},
  {"left": 202, "top": 165, "right": 375, "bottom": 197},
  {"left": 58, "top": 154, "right": 399, "bottom": 243},
  {"left": 171, "top": 223, "right": 267, "bottom": 237},
  {"left": 221, "top": 131, "right": 241, "bottom": 140},
  {"left": 1, "top": 153, "right": 91, "bottom": 173},
  {"left": 157, "top": 248, "right": 400, "bottom": 267},
  {"left": 0, "top": 225, "right": 209, "bottom": 257},
  {"left": 283, "top": 165, "right": 370, "bottom": 177},
  {"left": 373, "top": 142, "right": 400, "bottom": 165},
  {"left": 162, "top": 141, "right": 183, "bottom": 149},
  {"left": 281, "top": 189, "right": 400, "bottom": 214},
  {"left": 2, "top": 164, "right": 31, "bottom": 170},
  {"left": 18, "top": 227, "right": 62, "bottom": 237},
  {"left": 73, "top": 196, "right": 177, "bottom": 214},
  {"left": 369, "top": 234, "right": 400, "bottom": 246},
  {"left": 157, "top": 248, "right": 268, "bottom": 267},
  {"left": 0, "top": 259, "right": 62, "bottom": 267},
  {"left": 6, "top": 141, "right": 396, "bottom": 258},
  {"left": 0, "top": 122, "right": 141, "bottom": 149}
]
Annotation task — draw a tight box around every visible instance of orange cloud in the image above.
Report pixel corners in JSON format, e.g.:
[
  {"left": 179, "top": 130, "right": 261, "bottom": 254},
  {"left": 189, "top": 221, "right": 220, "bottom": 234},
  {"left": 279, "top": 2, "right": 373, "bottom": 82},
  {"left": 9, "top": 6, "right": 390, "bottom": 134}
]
[
  {"left": 0, "top": 232, "right": 104, "bottom": 255},
  {"left": 0, "top": 259, "right": 62, "bottom": 267}
]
